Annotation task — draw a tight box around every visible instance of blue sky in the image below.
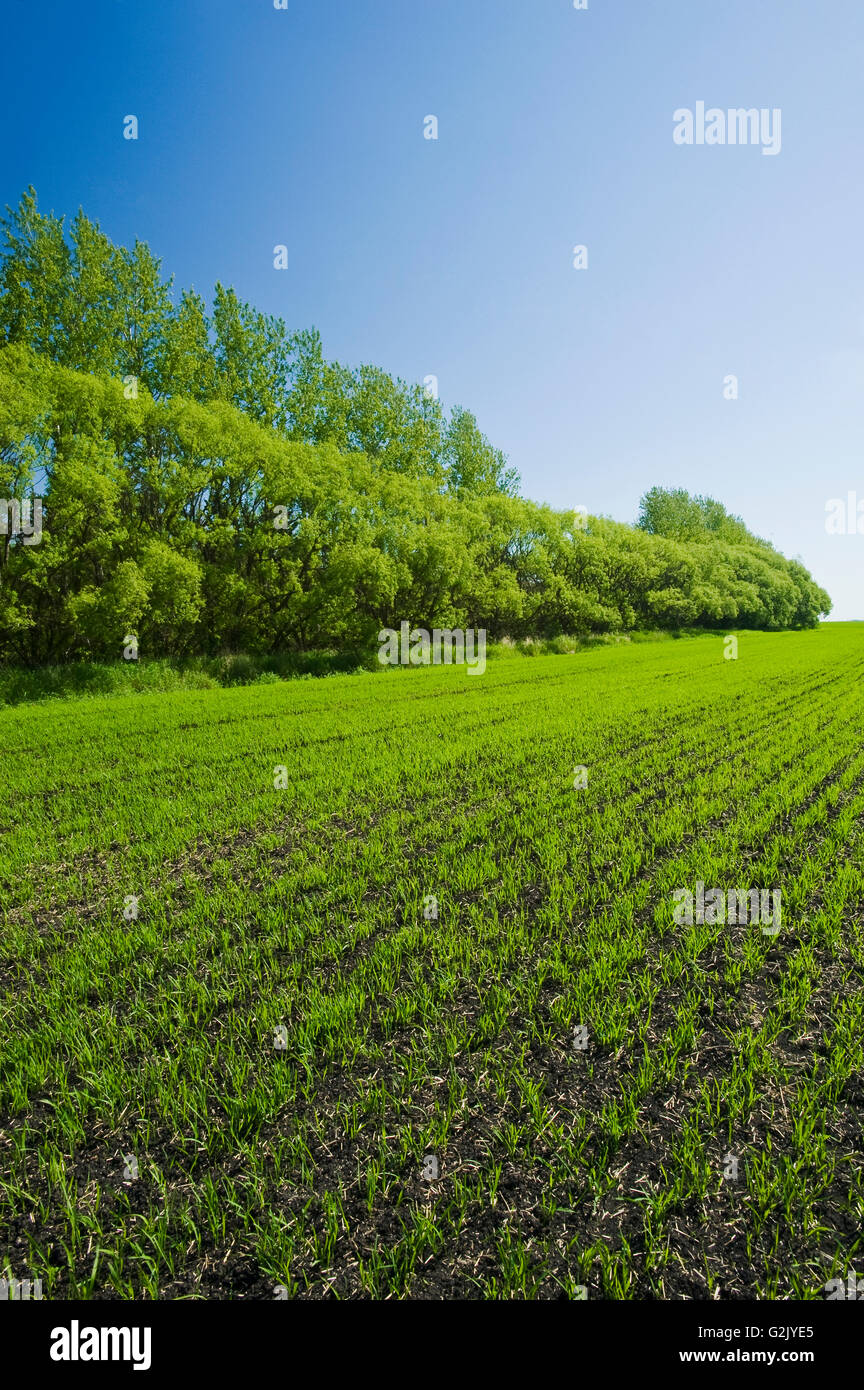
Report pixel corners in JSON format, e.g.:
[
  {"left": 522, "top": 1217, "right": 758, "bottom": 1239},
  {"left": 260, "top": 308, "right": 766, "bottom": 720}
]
[{"left": 3, "top": 0, "right": 862, "bottom": 616}]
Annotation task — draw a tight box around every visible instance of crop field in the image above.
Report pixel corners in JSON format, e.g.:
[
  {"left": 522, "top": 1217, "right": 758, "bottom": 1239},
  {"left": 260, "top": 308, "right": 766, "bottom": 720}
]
[{"left": 1, "top": 625, "right": 863, "bottom": 1301}]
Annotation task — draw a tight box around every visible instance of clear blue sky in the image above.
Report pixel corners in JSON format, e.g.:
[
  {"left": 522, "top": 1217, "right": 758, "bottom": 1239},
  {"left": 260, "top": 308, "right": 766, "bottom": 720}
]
[{"left": 3, "top": 0, "right": 862, "bottom": 616}]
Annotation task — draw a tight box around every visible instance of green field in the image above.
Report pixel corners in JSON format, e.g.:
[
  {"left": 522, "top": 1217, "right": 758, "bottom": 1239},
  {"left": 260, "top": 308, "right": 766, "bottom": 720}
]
[{"left": 1, "top": 625, "right": 863, "bottom": 1300}]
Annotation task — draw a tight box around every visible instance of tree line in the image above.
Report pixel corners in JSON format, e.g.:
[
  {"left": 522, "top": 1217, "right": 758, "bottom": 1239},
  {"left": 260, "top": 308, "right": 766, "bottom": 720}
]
[{"left": 0, "top": 190, "right": 831, "bottom": 666}]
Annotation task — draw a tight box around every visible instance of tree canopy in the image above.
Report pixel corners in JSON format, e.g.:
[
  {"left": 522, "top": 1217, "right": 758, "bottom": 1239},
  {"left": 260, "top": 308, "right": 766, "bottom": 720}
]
[{"left": 0, "top": 190, "right": 831, "bottom": 666}]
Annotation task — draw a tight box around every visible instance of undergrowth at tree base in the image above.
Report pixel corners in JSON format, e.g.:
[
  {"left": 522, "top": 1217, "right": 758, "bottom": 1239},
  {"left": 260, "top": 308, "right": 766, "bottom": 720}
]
[{"left": 0, "top": 628, "right": 730, "bottom": 706}]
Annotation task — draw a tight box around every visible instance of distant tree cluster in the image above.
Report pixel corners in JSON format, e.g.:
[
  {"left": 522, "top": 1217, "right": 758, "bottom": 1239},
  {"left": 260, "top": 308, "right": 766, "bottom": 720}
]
[{"left": 0, "top": 191, "right": 831, "bottom": 666}]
